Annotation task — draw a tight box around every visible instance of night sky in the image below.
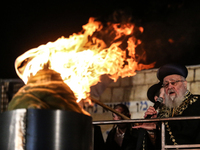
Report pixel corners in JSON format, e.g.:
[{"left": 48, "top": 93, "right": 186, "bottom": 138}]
[{"left": 2, "top": 1, "right": 200, "bottom": 79}]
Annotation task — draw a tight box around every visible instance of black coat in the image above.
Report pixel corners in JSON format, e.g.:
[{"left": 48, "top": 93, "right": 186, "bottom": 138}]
[
  {"left": 105, "top": 126, "right": 154, "bottom": 150},
  {"left": 157, "top": 92, "right": 200, "bottom": 147},
  {"left": 93, "top": 125, "right": 106, "bottom": 150},
  {"left": 105, "top": 126, "right": 138, "bottom": 150}
]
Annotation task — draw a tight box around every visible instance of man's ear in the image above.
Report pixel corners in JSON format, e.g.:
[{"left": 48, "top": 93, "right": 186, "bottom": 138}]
[{"left": 183, "top": 81, "right": 187, "bottom": 89}]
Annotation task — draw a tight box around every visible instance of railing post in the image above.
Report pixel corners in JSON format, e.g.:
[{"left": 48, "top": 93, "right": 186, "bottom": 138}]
[{"left": 161, "top": 122, "right": 165, "bottom": 150}]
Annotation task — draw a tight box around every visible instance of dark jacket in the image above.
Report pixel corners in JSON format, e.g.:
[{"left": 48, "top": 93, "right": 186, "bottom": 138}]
[
  {"left": 156, "top": 92, "right": 200, "bottom": 147},
  {"left": 105, "top": 126, "right": 138, "bottom": 150},
  {"left": 93, "top": 125, "right": 105, "bottom": 150},
  {"left": 105, "top": 126, "right": 154, "bottom": 150}
]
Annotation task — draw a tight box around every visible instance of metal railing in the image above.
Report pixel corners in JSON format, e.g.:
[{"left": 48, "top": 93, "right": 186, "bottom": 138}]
[{"left": 93, "top": 116, "right": 200, "bottom": 150}]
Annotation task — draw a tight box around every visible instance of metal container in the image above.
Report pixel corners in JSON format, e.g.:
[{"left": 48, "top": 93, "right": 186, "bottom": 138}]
[{"left": 0, "top": 109, "right": 92, "bottom": 150}]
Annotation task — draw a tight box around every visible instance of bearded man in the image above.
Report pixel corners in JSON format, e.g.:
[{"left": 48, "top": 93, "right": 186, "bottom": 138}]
[{"left": 145, "top": 63, "right": 200, "bottom": 148}]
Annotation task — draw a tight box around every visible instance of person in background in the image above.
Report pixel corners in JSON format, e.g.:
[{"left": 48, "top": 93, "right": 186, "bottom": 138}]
[
  {"left": 145, "top": 63, "right": 200, "bottom": 148},
  {"left": 105, "top": 103, "right": 154, "bottom": 150},
  {"left": 144, "top": 82, "right": 165, "bottom": 124},
  {"left": 105, "top": 104, "right": 137, "bottom": 150},
  {"left": 133, "top": 82, "right": 165, "bottom": 148},
  {"left": 147, "top": 82, "right": 165, "bottom": 104}
]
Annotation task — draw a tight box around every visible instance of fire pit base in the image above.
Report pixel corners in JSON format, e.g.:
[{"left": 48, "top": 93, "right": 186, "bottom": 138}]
[{"left": 0, "top": 109, "right": 92, "bottom": 150}]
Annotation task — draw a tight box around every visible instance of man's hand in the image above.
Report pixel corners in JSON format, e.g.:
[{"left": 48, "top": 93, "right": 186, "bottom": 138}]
[
  {"left": 132, "top": 122, "right": 156, "bottom": 130},
  {"left": 144, "top": 106, "right": 158, "bottom": 119},
  {"left": 132, "top": 106, "right": 158, "bottom": 130}
]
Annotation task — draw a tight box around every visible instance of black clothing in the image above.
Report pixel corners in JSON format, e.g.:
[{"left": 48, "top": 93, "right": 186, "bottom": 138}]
[
  {"left": 157, "top": 91, "right": 200, "bottom": 147},
  {"left": 105, "top": 126, "right": 138, "bottom": 150},
  {"left": 105, "top": 126, "right": 154, "bottom": 150},
  {"left": 93, "top": 125, "right": 105, "bottom": 150}
]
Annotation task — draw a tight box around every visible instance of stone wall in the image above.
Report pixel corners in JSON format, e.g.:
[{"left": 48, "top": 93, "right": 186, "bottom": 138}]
[
  {"left": 99, "top": 64, "right": 200, "bottom": 104},
  {"left": 90, "top": 64, "right": 200, "bottom": 140}
]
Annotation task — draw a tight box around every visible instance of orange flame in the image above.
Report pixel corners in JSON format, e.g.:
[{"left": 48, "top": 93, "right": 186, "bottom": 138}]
[{"left": 15, "top": 17, "right": 154, "bottom": 102}]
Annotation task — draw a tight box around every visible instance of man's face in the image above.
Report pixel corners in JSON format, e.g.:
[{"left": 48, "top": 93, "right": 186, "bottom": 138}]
[
  {"left": 159, "top": 87, "right": 165, "bottom": 103},
  {"left": 112, "top": 107, "right": 123, "bottom": 121},
  {"left": 163, "top": 74, "right": 187, "bottom": 108},
  {"left": 154, "top": 87, "right": 165, "bottom": 103},
  {"left": 112, "top": 107, "right": 127, "bottom": 129}
]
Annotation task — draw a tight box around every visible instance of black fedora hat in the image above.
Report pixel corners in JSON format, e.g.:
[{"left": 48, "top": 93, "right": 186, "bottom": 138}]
[
  {"left": 147, "top": 82, "right": 162, "bottom": 103},
  {"left": 157, "top": 63, "right": 188, "bottom": 81}
]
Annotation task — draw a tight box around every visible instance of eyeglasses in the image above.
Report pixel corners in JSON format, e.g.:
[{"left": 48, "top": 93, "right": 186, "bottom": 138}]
[{"left": 162, "top": 80, "right": 185, "bottom": 88}]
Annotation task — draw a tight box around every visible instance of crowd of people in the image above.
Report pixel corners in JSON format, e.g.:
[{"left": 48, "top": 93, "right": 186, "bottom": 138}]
[{"left": 93, "top": 63, "right": 200, "bottom": 150}]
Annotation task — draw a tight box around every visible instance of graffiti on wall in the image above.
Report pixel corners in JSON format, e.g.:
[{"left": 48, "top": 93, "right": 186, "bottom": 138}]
[{"left": 87, "top": 100, "right": 153, "bottom": 117}]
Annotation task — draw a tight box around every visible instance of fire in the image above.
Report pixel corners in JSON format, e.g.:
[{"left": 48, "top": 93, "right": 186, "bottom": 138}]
[{"left": 15, "top": 17, "right": 154, "bottom": 102}]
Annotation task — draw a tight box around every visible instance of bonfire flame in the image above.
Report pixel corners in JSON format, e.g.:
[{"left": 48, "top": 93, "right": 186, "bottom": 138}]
[{"left": 15, "top": 17, "right": 154, "bottom": 102}]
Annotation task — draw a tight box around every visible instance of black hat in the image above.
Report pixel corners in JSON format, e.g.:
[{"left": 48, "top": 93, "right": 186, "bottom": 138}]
[
  {"left": 147, "top": 82, "right": 162, "bottom": 103},
  {"left": 157, "top": 63, "right": 188, "bottom": 81}
]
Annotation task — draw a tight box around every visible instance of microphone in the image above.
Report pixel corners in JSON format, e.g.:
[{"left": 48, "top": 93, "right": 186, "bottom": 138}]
[{"left": 145, "top": 97, "right": 163, "bottom": 119}]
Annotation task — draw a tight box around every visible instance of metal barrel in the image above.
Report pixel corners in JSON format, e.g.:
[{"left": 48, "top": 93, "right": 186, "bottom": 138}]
[{"left": 0, "top": 109, "right": 92, "bottom": 150}]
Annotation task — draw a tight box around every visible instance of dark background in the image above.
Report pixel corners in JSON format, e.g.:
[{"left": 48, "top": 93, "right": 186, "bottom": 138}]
[{"left": 1, "top": 0, "right": 200, "bottom": 79}]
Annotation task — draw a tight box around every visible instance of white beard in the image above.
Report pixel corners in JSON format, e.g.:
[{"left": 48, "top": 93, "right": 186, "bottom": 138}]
[
  {"left": 165, "top": 88, "right": 186, "bottom": 108},
  {"left": 169, "top": 94, "right": 176, "bottom": 101}
]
